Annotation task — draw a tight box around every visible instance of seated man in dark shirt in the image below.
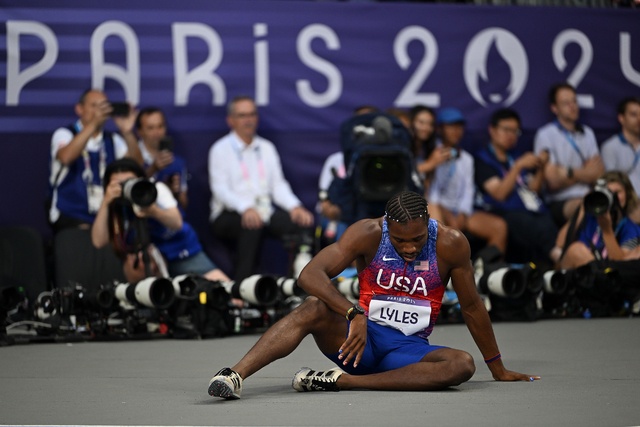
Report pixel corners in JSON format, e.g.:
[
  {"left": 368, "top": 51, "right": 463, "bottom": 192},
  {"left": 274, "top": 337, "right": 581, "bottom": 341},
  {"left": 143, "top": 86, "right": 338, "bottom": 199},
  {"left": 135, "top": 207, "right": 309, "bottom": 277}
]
[{"left": 474, "top": 108, "right": 559, "bottom": 267}]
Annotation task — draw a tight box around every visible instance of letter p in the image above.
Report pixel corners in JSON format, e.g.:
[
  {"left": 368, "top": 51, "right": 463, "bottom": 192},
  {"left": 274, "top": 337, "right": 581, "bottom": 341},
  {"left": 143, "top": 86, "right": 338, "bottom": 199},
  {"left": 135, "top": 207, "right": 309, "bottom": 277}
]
[{"left": 6, "top": 21, "right": 58, "bottom": 106}]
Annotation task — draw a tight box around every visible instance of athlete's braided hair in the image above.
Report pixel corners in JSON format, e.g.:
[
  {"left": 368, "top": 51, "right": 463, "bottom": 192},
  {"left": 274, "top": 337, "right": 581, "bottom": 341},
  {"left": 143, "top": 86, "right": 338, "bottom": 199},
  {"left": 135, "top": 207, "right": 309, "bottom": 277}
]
[{"left": 384, "top": 191, "right": 428, "bottom": 224}]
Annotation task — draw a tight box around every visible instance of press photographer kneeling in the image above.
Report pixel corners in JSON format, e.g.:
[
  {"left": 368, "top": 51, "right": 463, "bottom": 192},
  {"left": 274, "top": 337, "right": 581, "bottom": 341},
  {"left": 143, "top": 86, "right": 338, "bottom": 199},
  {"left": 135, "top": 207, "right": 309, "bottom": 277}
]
[
  {"left": 555, "top": 171, "right": 640, "bottom": 270},
  {"left": 91, "top": 158, "right": 230, "bottom": 284},
  {"left": 548, "top": 171, "right": 640, "bottom": 316}
]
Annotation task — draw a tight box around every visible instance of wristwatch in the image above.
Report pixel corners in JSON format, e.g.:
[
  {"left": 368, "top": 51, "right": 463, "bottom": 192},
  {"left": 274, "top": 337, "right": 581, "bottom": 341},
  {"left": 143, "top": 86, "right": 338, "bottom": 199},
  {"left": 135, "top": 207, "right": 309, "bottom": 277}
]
[
  {"left": 346, "top": 304, "right": 365, "bottom": 321},
  {"left": 567, "top": 167, "right": 574, "bottom": 179}
]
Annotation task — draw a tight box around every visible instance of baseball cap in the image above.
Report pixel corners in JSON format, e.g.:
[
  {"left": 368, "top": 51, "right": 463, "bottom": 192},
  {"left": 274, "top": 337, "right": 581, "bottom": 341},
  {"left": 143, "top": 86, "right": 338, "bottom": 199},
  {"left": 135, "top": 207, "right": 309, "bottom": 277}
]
[{"left": 437, "top": 107, "right": 466, "bottom": 124}]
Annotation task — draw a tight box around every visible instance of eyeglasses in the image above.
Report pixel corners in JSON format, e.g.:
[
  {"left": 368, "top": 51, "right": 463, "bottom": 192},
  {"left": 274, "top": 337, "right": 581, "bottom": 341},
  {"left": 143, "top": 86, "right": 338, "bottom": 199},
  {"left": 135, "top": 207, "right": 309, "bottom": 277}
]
[
  {"left": 233, "top": 111, "right": 257, "bottom": 119},
  {"left": 497, "top": 126, "right": 521, "bottom": 137}
]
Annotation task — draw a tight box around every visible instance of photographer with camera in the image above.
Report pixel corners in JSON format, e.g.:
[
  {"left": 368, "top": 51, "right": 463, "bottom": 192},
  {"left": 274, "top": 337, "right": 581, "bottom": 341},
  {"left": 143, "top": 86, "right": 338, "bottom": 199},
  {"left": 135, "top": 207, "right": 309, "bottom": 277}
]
[
  {"left": 135, "top": 107, "right": 189, "bottom": 211},
  {"left": 48, "top": 89, "right": 142, "bottom": 233},
  {"left": 556, "top": 171, "right": 640, "bottom": 270},
  {"left": 91, "top": 158, "right": 229, "bottom": 284}
]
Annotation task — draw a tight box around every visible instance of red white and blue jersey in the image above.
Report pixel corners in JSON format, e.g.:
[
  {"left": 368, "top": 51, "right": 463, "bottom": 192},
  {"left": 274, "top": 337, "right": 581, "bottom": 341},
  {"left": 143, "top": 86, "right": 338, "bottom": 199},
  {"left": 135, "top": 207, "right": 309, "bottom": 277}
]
[{"left": 358, "top": 218, "right": 444, "bottom": 340}]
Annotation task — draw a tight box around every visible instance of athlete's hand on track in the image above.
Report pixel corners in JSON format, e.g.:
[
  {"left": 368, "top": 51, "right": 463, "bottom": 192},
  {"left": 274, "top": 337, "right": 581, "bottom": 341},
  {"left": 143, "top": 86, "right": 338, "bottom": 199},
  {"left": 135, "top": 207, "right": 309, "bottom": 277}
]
[
  {"left": 493, "top": 369, "right": 541, "bottom": 382},
  {"left": 338, "top": 315, "right": 367, "bottom": 368}
]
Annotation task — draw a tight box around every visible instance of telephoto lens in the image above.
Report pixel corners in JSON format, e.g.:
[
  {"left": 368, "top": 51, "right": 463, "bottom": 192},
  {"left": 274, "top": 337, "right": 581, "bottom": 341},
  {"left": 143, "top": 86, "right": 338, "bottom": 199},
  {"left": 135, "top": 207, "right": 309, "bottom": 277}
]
[
  {"left": 542, "top": 270, "right": 570, "bottom": 295},
  {"left": 121, "top": 178, "right": 158, "bottom": 207},
  {"left": 276, "top": 277, "right": 306, "bottom": 297},
  {"left": 333, "top": 276, "right": 360, "bottom": 301},
  {"left": 115, "top": 277, "right": 175, "bottom": 309},
  {"left": 583, "top": 179, "right": 614, "bottom": 215},
  {"left": 477, "top": 263, "right": 527, "bottom": 298},
  {"left": 78, "top": 284, "right": 116, "bottom": 311},
  {"left": 171, "top": 275, "right": 199, "bottom": 300},
  {"left": 222, "top": 275, "right": 279, "bottom": 306}
]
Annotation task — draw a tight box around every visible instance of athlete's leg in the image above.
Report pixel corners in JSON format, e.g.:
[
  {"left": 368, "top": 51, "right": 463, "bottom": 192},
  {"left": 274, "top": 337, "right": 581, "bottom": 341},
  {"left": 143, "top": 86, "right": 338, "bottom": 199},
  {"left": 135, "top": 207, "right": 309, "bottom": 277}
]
[
  {"left": 335, "top": 348, "right": 475, "bottom": 391},
  {"left": 230, "top": 297, "right": 347, "bottom": 379}
]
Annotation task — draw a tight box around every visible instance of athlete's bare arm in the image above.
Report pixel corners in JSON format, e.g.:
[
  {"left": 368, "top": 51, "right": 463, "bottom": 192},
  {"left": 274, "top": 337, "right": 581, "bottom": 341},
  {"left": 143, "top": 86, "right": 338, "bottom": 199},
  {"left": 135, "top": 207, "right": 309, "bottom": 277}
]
[
  {"left": 297, "top": 217, "right": 382, "bottom": 367},
  {"left": 297, "top": 217, "right": 380, "bottom": 316},
  {"left": 437, "top": 222, "right": 540, "bottom": 382}
]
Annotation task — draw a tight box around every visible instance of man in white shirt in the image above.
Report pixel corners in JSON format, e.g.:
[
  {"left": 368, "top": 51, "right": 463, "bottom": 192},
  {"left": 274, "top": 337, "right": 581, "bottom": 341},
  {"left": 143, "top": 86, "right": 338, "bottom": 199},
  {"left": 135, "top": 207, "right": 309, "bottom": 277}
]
[
  {"left": 533, "top": 83, "right": 604, "bottom": 227},
  {"left": 208, "top": 96, "right": 314, "bottom": 282},
  {"left": 600, "top": 97, "right": 640, "bottom": 223}
]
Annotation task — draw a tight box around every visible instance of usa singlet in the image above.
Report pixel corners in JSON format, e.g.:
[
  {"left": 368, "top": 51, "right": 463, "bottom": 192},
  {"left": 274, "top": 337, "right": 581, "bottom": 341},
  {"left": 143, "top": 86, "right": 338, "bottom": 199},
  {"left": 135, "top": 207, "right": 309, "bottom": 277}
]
[{"left": 358, "top": 217, "right": 444, "bottom": 340}]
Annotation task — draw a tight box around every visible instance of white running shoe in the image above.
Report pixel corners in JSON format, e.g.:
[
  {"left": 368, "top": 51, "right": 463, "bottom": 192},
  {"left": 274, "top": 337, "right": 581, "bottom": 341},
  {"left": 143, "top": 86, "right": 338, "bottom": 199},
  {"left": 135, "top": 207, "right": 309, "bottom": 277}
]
[
  {"left": 208, "top": 367, "right": 243, "bottom": 400},
  {"left": 292, "top": 367, "right": 343, "bottom": 392}
]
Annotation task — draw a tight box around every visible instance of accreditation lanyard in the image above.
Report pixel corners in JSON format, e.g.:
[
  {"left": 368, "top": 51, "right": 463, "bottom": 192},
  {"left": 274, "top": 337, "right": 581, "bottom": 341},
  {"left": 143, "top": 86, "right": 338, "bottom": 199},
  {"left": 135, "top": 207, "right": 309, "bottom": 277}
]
[
  {"left": 591, "top": 217, "right": 627, "bottom": 259},
  {"left": 488, "top": 145, "right": 526, "bottom": 187},
  {"left": 618, "top": 133, "right": 640, "bottom": 174},
  {"left": 78, "top": 123, "right": 107, "bottom": 186},
  {"left": 556, "top": 121, "right": 585, "bottom": 163},
  {"left": 236, "top": 142, "right": 267, "bottom": 193}
]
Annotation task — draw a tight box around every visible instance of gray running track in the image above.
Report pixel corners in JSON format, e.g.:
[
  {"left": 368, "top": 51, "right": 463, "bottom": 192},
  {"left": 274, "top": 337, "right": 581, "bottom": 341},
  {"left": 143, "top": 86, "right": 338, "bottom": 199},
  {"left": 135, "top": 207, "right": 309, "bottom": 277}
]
[{"left": 1, "top": 317, "right": 639, "bottom": 427}]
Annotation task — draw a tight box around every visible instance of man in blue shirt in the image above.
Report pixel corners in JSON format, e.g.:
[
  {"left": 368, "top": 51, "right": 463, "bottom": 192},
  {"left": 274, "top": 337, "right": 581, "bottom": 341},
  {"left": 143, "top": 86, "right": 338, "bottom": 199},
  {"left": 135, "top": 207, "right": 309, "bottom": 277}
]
[{"left": 49, "top": 89, "right": 142, "bottom": 233}]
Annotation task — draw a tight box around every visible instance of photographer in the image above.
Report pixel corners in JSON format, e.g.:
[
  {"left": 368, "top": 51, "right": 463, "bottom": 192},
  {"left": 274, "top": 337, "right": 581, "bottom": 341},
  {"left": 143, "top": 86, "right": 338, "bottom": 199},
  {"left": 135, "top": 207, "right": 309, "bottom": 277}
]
[
  {"left": 556, "top": 171, "right": 640, "bottom": 269},
  {"left": 48, "top": 89, "right": 143, "bottom": 233},
  {"left": 91, "top": 158, "right": 229, "bottom": 284},
  {"left": 135, "top": 107, "right": 189, "bottom": 211}
]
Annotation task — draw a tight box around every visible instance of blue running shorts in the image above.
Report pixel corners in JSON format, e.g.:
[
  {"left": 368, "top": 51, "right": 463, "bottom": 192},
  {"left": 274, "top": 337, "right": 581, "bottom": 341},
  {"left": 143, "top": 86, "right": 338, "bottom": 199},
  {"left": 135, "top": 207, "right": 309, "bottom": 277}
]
[{"left": 324, "top": 318, "right": 446, "bottom": 375}]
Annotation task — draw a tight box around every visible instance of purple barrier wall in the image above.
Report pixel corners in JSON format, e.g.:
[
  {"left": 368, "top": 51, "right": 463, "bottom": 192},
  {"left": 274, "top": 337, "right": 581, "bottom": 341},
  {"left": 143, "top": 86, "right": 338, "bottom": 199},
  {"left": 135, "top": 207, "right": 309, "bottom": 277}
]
[{"left": 1, "top": 1, "right": 638, "bottom": 272}]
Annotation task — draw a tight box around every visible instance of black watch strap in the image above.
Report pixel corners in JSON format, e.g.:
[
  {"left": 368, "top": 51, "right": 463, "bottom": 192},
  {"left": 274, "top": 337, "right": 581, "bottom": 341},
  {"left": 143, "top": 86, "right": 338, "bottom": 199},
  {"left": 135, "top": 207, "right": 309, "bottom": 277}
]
[{"left": 346, "top": 304, "right": 365, "bottom": 321}]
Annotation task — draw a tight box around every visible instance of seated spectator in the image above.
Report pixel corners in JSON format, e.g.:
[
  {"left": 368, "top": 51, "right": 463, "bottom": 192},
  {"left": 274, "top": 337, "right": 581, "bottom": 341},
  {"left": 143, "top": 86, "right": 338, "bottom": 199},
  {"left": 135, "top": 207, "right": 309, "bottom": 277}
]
[
  {"left": 48, "top": 89, "right": 142, "bottom": 233},
  {"left": 600, "top": 96, "right": 640, "bottom": 224},
  {"left": 428, "top": 107, "right": 507, "bottom": 255},
  {"left": 136, "top": 107, "right": 189, "bottom": 211},
  {"left": 91, "top": 158, "right": 229, "bottom": 283},
  {"left": 474, "top": 108, "right": 558, "bottom": 266},
  {"left": 409, "top": 105, "right": 449, "bottom": 194},
  {"left": 556, "top": 171, "right": 640, "bottom": 269},
  {"left": 533, "top": 82, "right": 604, "bottom": 227},
  {"left": 208, "top": 96, "right": 314, "bottom": 282}
]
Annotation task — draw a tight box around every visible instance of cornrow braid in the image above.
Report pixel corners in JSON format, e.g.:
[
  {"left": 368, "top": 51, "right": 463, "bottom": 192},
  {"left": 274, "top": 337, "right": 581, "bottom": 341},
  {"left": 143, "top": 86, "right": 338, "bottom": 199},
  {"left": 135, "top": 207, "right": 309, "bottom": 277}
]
[{"left": 384, "top": 191, "right": 428, "bottom": 224}]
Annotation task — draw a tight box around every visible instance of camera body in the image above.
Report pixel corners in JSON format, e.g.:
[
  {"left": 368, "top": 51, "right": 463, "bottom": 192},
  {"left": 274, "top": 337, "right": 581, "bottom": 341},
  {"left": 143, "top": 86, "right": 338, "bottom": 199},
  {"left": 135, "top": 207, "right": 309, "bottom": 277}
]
[
  {"left": 329, "top": 113, "right": 422, "bottom": 224},
  {"left": 121, "top": 178, "right": 158, "bottom": 207},
  {"left": 584, "top": 178, "right": 615, "bottom": 216}
]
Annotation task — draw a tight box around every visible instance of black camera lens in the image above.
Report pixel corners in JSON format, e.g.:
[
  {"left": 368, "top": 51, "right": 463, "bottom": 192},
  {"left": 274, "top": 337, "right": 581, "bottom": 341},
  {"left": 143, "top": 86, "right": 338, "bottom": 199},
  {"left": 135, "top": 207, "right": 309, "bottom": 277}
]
[{"left": 121, "top": 178, "right": 158, "bottom": 207}]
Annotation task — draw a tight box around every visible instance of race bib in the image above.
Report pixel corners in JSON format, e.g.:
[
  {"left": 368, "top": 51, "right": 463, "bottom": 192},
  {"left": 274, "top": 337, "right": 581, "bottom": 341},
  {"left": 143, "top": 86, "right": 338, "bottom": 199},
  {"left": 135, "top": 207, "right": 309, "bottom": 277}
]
[
  {"left": 368, "top": 295, "right": 431, "bottom": 336},
  {"left": 87, "top": 184, "right": 104, "bottom": 213}
]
